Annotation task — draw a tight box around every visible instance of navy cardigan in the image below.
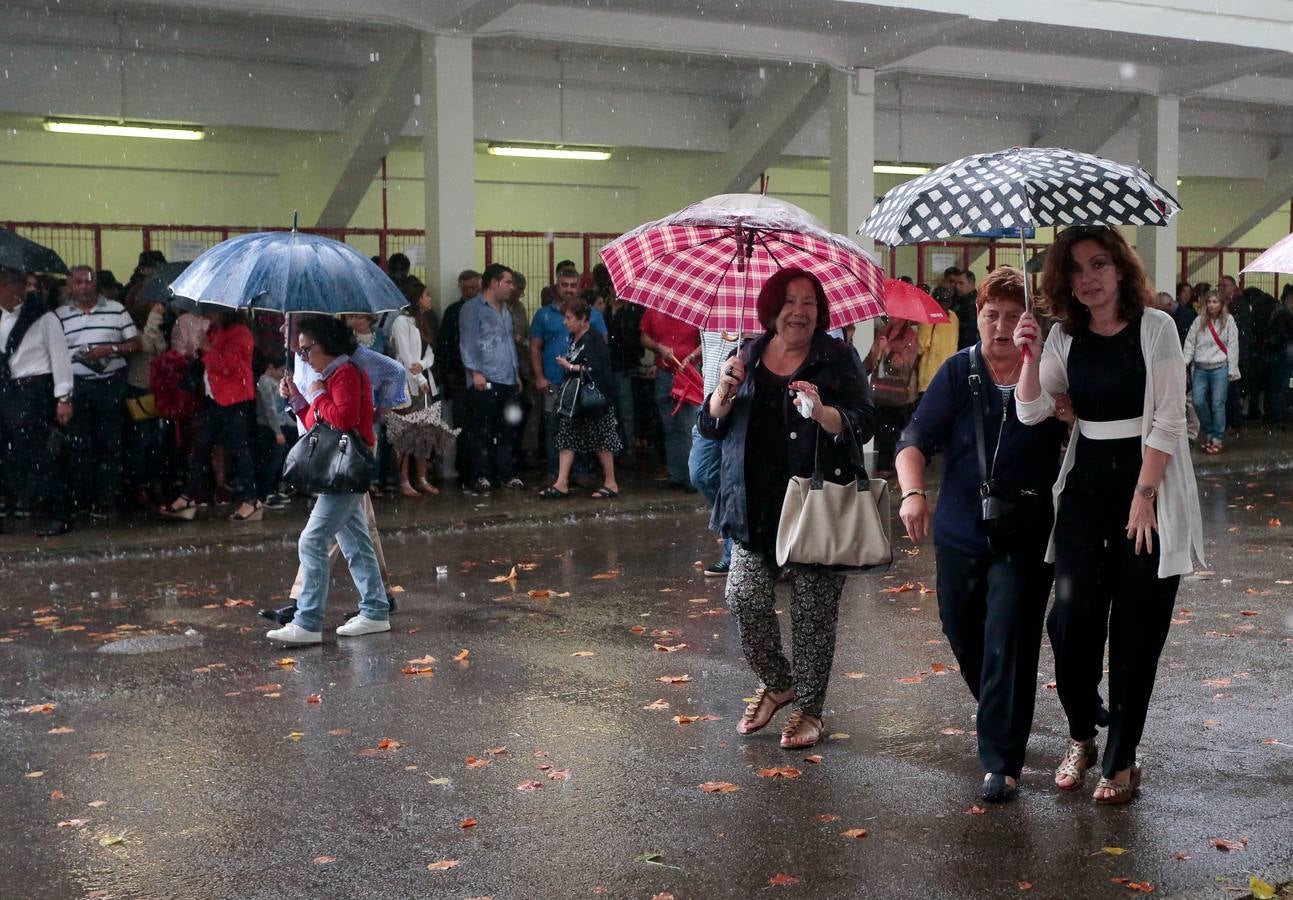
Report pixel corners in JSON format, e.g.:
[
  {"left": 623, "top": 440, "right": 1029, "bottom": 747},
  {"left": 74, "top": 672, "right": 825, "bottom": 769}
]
[
  {"left": 697, "top": 331, "right": 876, "bottom": 546},
  {"left": 896, "top": 345, "right": 1066, "bottom": 557}
]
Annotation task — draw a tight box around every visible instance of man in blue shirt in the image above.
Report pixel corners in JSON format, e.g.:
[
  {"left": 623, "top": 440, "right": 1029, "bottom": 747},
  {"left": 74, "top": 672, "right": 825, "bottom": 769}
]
[
  {"left": 459, "top": 263, "right": 522, "bottom": 492},
  {"left": 529, "top": 267, "right": 606, "bottom": 477}
]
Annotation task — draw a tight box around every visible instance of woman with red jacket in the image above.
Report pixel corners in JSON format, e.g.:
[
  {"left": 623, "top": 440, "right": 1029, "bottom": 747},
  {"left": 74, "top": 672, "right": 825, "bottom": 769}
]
[
  {"left": 266, "top": 315, "right": 389, "bottom": 645},
  {"left": 161, "top": 306, "right": 262, "bottom": 521}
]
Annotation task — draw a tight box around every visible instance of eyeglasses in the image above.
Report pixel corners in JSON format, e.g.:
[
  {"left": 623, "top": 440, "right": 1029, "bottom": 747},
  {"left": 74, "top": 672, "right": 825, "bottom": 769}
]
[{"left": 297, "top": 342, "right": 318, "bottom": 360}]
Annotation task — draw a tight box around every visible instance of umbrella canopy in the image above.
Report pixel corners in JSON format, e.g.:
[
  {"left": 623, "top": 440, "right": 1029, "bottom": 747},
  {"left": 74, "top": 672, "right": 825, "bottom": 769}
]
[
  {"left": 0, "top": 228, "right": 69, "bottom": 275},
  {"left": 882, "top": 279, "right": 950, "bottom": 325},
  {"left": 1241, "top": 233, "right": 1293, "bottom": 275},
  {"left": 600, "top": 193, "right": 886, "bottom": 334},
  {"left": 168, "top": 230, "right": 404, "bottom": 315},
  {"left": 858, "top": 147, "right": 1181, "bottom": 247}
]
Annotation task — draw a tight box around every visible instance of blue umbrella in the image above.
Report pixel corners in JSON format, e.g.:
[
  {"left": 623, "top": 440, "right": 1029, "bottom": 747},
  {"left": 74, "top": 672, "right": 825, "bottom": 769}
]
[{"left": 167, "top": 228, "right": 404, "bottom": 315}]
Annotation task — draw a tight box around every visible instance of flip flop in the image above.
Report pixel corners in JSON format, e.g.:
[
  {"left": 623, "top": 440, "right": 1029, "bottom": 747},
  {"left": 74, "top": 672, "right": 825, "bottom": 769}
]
[
  {"left": 590, "top": 487, "right": 618, "bottom": 499},
  {"left": 538, "top": 486, "right": 569, "bottom": 500}
]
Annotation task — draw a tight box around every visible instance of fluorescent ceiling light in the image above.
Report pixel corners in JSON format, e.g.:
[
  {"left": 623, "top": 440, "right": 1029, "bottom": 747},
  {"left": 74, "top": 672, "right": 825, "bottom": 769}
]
[
  {"left": 43, "top": 119, "right": 205, "bottom": 141},
  {"left": 487, "top": 144, "right": 611, "bottom": 161},
  {"left": 874, "top": 164, "right": 931, "bottom": 176}
]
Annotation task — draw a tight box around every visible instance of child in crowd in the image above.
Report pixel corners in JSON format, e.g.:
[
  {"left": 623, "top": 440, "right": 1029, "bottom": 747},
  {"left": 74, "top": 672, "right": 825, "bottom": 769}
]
[{"left": 254, "top": 358, "right": 297, "bottom": 508}]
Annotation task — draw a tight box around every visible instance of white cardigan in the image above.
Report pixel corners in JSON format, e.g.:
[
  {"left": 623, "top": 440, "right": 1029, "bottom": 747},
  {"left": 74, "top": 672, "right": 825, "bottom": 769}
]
[
  {"left": 1182, "top": 313, "right": 1240, "bottom": 376},
  {"left": 389, "top": 313, "right": 437, "bottom": 400},
  {"left": 1016, "top": 308, "right": 1205, "bottom": 578}
]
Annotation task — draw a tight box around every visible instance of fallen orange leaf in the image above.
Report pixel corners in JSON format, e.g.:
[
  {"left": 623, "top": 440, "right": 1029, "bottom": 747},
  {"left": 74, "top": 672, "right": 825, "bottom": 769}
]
[
  {"left": 25, "top": 771, "right": 44, "bottom": 778},
  {"left": 20, "top": 703, "right": 55, "bottom": 714},
  {"left": 1209, "top": 837, "right": 1248, "bottom": 852},
  {"left": 47, "top": 726, "right": 75, "bottom": 735},
  {"left": 465, "top": 756, "right": 491, "bottom": 769},
  {"left": 485, "top": 746, "right": 508, "bottom": 756},
  {"left": 930, "top": 663, "right": 948, "bottom": 674},
  {"left": 1018, "top": 882, "right": 1033, "bottom": 891},
  {"left": 516, "top": 780, "right": 544, "bottom": 792},
  {"left": 253, "top": 683, "right": 282, "bottom": 693},
  {"left": 654, "top": 643, "right": 687, "bottom": 653},
  {"left": 274, "top": 657, "right": 297, "bottom": 668},
  {"left": 672, "top": 713, "right": 719, "bottom": 726},
  {"left": 881, "top": 583, "right": 915, "bottom": 594},
  {"left": 453, "top": 649, "right": 470, "bottom": 662},
  {"left": 306, "top": 695, "right": 322, "bottom": 704},
  {"left": 376, "top": 738, "right": 401, "bottom": 751},
  {"left": 804, "top": 754, "right": 823, "bottom": 764},
  {"left": 88, "top": 752, "right": 108, "bottom": 761},
  {"left": 426, "top": 859, "right": 459, "bottom": 871},
  {"left": 460, "top": 818, "right": 477, "bottom": 829},
  {"left": 313, "top": 856, "right": 336, "bottom": 865},
  {"left": 699, "top": 781, "right": 739, "bottom": 793},
  {"left": 408, "top": 655, "right": 437, "bottom": 665},
  {"left": 546, "top": 769, "right": 572, "bottom": 781},
  {"left": 657, "top": 675, "right": 691, "bottom": 684},
  {"left": 591, "top": 571, "right": 619, "bottom": 580},
  {"left": 402, "top": 666, "right": 434, "bottom": 676},
  {"left": 768, "top": 873, "right": 800, "bottom": 887},
  {"left": 758, "top": 766, "right": 802, "bottom": 780},
  {"left": 571, "top": 651, "right": 595, "bottom": 657},
  {"left": 327, "top": 728, "right": 351, "bottom": 737},
  {"left": 527, "top": 589, "right": 552, "bottom": 599},
  {"left": 816, "top": 814, "right": 839, "bottom": 823},
  {"left": 1269, "top": 518, "right": 1282, "bottom": 527},
  {"left": 57, "top": 818, "right": 89, "bottom": 828},
  {"left": 643, "top": 699, "right": 671, "bottom": 711},
  {"left": 488, "top": 566, "right": 519, "bottom": 584},
  {"left": 629, "top": 625, "right": 647, "bottom": 635},
  {"left": 965, "top": 805, "right": 986, "bottom": 815},
  {"left": 897, "top": 676, "right": 924, "bottom": 684},
  {"left": 224, "top": 598, "right": 254, "bottom": 607},
  {"left": 841, "top": 828, "right": 869, "bottom": 840},
  {"left": 49, "top": 790, "right": 65, "bottom": 801}
]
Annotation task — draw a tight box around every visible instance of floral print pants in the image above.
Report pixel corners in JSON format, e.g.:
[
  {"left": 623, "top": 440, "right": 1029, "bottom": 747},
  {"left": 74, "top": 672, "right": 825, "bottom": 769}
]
[{"left": 725, "top": 544, "right": 846, "bottom": 717}]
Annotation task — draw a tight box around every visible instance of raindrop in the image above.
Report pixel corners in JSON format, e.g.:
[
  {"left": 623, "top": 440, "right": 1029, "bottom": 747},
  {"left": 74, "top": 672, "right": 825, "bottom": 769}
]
[{"left": 1118, "top": 62, "right": 1137, "bottom": 80}]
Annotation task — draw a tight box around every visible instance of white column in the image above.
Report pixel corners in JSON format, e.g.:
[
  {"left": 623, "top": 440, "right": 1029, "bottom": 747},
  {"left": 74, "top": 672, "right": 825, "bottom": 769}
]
[
  {"left": 1136, "top": 95, "right": 1180, "bottom": 293},
  {"left": 829, "top": 67, "right": 876, "bottom": 358},
  {"left": 422, "top": 33, "right": 476, "bottom": 312}
]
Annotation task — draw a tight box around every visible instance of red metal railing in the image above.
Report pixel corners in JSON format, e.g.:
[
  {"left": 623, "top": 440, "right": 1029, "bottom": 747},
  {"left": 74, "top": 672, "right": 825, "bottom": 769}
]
[{"left": 3, "top": 220, "right": 1283, "bottom": 300}]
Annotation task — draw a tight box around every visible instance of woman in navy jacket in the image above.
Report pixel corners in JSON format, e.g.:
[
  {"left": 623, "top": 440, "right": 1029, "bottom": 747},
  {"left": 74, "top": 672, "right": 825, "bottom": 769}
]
[
  {"left": 698, "top": 268, "right": 875, "bottom": 750},
  {"left": 895, "top": 267, "right": 1066, "bottom": 802}
]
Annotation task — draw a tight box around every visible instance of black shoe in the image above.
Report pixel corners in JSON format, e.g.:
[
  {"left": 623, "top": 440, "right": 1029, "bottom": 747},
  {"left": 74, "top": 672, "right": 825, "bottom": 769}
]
[
  {"left": 703, "top": 560, "right": 731, "bottom": 577},
  {"left": 257, "top": 604, "right": 297, "bottom": 626},
  {"left": 351, "top": 592, "right": 398, "bottom": 620},
  {"left": 35, "top": 520, "right": 71, "bottom": 538},
  {"left": 1094, "top": 703, "right": 1111, "bottom": 728},
  {"left": 982, "top": 774, "right": 1018, "bottom": 803}
]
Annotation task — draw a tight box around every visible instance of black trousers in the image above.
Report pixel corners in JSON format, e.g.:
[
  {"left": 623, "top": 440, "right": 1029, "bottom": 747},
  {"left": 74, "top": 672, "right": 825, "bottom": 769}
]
[
  {"left": 873, "top": 403, "right": 910, "bottom": 470},
  {"left": 1051, "top": 455, "right": 1180, "bottom": 778},
  {"left": 936, "top": 543, "right": 1052, "bottom": 778},
  {"left": 464, "top": 383, "right": 517, "bottom": 484},
  {"left": 68, "top": 374, "right": 126, "bottom": 512},
  {"left": 185, "top": 399, "right": 256, "bottom": 503},
  {"left": 0, "top": 375, "right": 65, "bottom": 523}
]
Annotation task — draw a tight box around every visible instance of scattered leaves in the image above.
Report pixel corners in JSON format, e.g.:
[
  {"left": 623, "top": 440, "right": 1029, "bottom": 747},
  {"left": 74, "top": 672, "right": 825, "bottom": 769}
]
[
  {"left": 546, "top": 769, "right": 572, "bottom": 781},
  {"left": 1250, "top": 876, "right": 1277, "bottom": 900},
  {"left": 49, "top": 790, "right": 65, "bottom": 801},
  {"left": 20, "top": 703, "right": 55, "bottom": 714},
  {"left": 1209, "top": 837, "right": 1248, "bottom": 852},
  {"left": 465, "top": 756, "right": 491, "bottom": 769},
  {"left": 376, "top": 738, "right": 400, "bottom": 751},
  {"left": 768, "top": 873, "right": 801, "bottom": 887},
  {"left": 1110, "top": 878, "right": 1154, "bottom": 893},
  {"left": 408, "top": 655, "right": 437, "bottom": 665},
  {"left": 1269, "top": 518, "right": 1282, "bottom": 527},
  {"left": 453, "top": 649, "right": 470, "bottom": 662},
  {"left": 757, "top": 766, "right": 802, "bottom": 780},
  {"left": 25, "top": 771, "right": 44, "bottom": 778},
  {"left": 657, "top": 675, "right": 691, "bottom": 684},
  {"left": 653, "top": 643, "right": 687, "bottom": 653},
  {"left": 1102, "top": 847, "right": 1129, "bottom": 856},
  {"left": 816, "top": 814, "right": 840, "bottom": 823},
  {"left": 97, "top": 833, "right": 125, "bottom": 847},
  {"left": 402, "top": 666, "right": 435, "bottom": 676},
  {"left": 527, "top": 589, "right": 552, "bottom": 599},
  {"left": 672, "top": 714, "right": 719, "bottom": 726},
  {"left": 516, "top": 780, "right": 544, "bottom": 792},
  {"left": 841, "top": 828, "right": 869, "bottom": 840},
  {"left": 643, "top": 698, "right": 671, "bottom": 711},
  {"left": 880, "top": 583, "right": 915, "bottom": 594},
  {"left": 426, "top": 859, "right": 459, "bottom": 871},
  {"left": 57, "top": 818, "right": 89, "bottom": 828},
  {"left": 804, "top": 754, "right": 823, "bottom": 764},
  {"left": 591, "top": 571, "right": 619, "bottom": 580},
  {"left": 897, "top": 676, "right": 924, "bottom": 684},
  {"left": 488, "top": 566, "right": 519, "bottom": 584}
]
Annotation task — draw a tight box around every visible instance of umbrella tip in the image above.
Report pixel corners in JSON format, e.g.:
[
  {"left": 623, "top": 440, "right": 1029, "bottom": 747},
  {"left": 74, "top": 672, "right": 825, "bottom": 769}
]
[{"left": 291, "top": 210, "right": 298, "bottom": 231}]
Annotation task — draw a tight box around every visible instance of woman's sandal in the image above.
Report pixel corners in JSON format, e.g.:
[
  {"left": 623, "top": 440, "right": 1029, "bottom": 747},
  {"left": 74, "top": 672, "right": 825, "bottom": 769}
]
[
  {"left": 399, "top": 481, "right": 421, "bottom": 498},
  {"left": 780, "top": 710, "right": 824, "bottom": 749},
  {"left": 1055, "top": 738, "right": 1098, "bottom": 791},
  {"left": 229, "top": 500, "right": 264, "bottom": 522},
  {"left": 160, "top": 496, "right": 198, "bottom": 521},
  {"left": 1094, "top": 766, "right": 1142, "bottom": 804},
  {"left": 415, "top": 479, "right": 440, "bottom": 495},
  {"left": 737, "top": 687, "right": 794, "bottom": 735},
  {"left": 590, "top": 486, "right": 618, "bottom": 500},
  {"left": 538, "top": 486, "right": 569, "bottom": 500}
]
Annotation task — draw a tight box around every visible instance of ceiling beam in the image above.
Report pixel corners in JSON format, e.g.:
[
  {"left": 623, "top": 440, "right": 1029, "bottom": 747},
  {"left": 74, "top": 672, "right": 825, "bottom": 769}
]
[
  {"left": 438, "top": 0, "right": 518, "bottom": 31},
  {"left": 313, "top": 32, "right": 422, "bottom": 228},
  {"left": 717, "top": 69, "right": 831, "bottom": 194},
  {"left": 849, "top": 15, "right": 988, "bottom": 69},
  {"left": 1035, "top": 93, "right": 1138, "bottom": 153},
  {"left": 1159, "top": 51, "right": 1291, "bottom": 96}
]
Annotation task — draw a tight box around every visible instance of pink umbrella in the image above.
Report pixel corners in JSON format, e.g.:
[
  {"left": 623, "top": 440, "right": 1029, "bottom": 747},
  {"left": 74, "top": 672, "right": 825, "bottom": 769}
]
[
  {"left": 1242, "top": 233, "right": 1293, "bottom": 275},
  {"left": 882, "top": 278, "right": 950, "bottom": 325},
  {"left": 599, "top": 194, "right": 886, "bottom": 334}
]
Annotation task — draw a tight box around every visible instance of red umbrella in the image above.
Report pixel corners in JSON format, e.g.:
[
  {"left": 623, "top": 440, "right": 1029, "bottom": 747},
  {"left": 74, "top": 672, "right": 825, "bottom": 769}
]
[{"left": 882, "top": 279, "right": 950, "bottom": 325}]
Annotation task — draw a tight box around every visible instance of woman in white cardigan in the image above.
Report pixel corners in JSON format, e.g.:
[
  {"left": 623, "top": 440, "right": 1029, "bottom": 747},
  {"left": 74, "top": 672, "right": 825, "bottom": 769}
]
[
  {"left": 387, "top": 279, "right": 440, "bottom": 497},
  {"left": 1182, "top": 289, "right": 1240, "bottom": 454},
  {"left": 1014, "top": 226, "right": 1204, "bottom": 805}
]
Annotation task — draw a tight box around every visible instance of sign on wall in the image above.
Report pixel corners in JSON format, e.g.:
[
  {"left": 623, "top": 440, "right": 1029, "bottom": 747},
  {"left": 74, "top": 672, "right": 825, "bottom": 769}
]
[{"left": 169, "top": 240, "right": 211, "bottom": 261}]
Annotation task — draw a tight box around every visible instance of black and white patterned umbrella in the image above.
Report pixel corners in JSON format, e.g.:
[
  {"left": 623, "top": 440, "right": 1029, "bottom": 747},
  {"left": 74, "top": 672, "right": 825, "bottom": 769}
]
[{"left": 857, "top": 147, "right": 1180, "bottom": 247}]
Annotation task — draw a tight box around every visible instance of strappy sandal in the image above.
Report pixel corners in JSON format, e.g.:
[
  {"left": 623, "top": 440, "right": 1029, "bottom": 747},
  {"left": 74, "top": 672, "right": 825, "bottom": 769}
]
[
  {"left": 399, "top": 481, "right": 421, "bottom": 498},
  {"left": 1094, "top": 766, "right": 1142, "bottom": 804},
  {"left": 160, "top": 495, "right": 198, "bottom": 521},
  {"left": 780, "top": 710, "right": 824, "bottom": 749},
  {"left": 229, "top": 500, "right": 264, "bottom": 522},
  {"left": 538, "top": 486, "right": 569, "bottom": 500},
  {"left": 590, "top": 486, "right": 618, "bottom": 500},
  {"left": 1055, "top": 738, "right": 1098, "bottom": 791},
  {"left": 737, "top": 686, "right": 794, "bottom": 735},
  {"left": 414, "top": 479, "right": 440, "bottom": 495}
]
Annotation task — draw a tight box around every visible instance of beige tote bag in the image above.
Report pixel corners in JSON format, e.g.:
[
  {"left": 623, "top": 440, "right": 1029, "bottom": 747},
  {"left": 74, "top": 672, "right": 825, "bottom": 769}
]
[{"left": 775, "top": 427, "right": 892, "bottom": 570}]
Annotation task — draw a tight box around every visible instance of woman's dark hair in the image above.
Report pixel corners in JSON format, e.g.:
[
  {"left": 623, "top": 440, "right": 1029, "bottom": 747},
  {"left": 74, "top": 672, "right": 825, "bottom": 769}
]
[
  {"left": 1041, "top": 226, "right": 1153, "bottom": 334},
  {"left": 755, "top": 268, "right": 830, "bottom": 333},
  {"left": 1282, "top": 284, "right": 1293, "bottom": 304},
  {"left": 398, "top": 276, "right": 425, "bottom": 309},
  {"left": 564, "top": 297, "right": 591, "bottom": 321},
  {"left": 1176, "top": 281, "right": 1194, "bottom": 303},
  {"left": 198, "top": 303, "right": 245, "bottom": 329},
  {"left": 297, "top": 314, "right": 358, "bottom": 357}
]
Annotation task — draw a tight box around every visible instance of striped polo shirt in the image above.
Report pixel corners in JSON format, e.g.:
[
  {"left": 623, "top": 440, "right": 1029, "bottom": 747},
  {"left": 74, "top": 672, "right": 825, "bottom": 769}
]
[{"left": 56, "top": 297, "right": 139, "bottom": 380}]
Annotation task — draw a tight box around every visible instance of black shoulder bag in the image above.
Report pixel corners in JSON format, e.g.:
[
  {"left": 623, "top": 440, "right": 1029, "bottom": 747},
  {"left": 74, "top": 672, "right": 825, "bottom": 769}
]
[
  {"left": 554, "top": 343, "right": 608, "bottom": 419},
  {"left": 281, "top": 363, "right": 377, "bottom": 494}
]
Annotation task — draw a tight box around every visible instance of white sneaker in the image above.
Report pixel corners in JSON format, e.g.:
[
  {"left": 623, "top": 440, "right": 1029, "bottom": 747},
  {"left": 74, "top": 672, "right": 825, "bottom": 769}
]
[
  {"left": 266, "top": 622, "right": 322, "bottom": 644},
  {"left": 336, "top": 615, "right": 391, "bottom": 637}
]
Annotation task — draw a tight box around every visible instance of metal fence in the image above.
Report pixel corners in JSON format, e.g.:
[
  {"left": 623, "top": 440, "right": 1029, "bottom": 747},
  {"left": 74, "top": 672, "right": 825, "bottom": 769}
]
[{"left": 4, "top": 220, "right": 1284, "bottom": 302}]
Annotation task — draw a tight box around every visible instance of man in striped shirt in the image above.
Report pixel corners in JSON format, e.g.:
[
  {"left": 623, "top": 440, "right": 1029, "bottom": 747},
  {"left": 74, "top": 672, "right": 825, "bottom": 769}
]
[{"left": 56, "top": 265, "right": 140, "bottom": 519}]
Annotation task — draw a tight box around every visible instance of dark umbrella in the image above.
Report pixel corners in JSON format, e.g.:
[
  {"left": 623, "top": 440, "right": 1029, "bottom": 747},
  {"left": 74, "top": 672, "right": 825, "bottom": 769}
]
[
  {"left": 0, "top": 228, "right": 70, "bottom": 275},
  {"left": 138, "top": 261, "right": 193, "bottom": 306}
]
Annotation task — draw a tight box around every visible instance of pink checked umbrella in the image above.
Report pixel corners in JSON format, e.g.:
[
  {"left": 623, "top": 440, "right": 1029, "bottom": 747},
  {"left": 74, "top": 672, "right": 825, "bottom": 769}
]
[
  {"left": 1242, "top": 233, "right": 1293, "bottom": 275},
  {"left": 599, "top": 193, "right": 886, "bottom": 334},
  {"left": 882, "top": 278, "right": 950, "bottom": 325}
]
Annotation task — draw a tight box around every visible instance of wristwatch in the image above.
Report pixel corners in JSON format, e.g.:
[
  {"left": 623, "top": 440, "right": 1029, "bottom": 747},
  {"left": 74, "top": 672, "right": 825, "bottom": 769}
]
[{"left": 1134, "top": 483, "right": 1157, "bottom": 500}]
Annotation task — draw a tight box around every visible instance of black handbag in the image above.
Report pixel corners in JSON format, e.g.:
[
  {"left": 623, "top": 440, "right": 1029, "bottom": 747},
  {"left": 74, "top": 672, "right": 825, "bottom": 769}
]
[
  {"left": 554, "top": 345, "right": 609, "bottom": 419},
  {"left": 282, "top": 421, "right": 376, "bottom": 494}
]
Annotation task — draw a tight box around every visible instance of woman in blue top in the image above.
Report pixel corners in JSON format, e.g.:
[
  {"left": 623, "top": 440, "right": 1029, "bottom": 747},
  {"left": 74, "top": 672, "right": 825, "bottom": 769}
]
[{"left": 895, "top": 267, "right": 1066, "bottom": 803}]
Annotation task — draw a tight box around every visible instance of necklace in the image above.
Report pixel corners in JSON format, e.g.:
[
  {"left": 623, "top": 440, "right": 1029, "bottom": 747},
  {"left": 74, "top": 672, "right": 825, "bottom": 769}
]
[{"left": 983, "top": 353, "right": 1021, "bottom": 386}]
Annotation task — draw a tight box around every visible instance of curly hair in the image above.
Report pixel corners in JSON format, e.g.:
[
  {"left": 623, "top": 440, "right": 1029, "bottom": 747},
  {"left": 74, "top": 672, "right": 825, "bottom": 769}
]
[
  {"left": 975, "top": 266, "right": 1026, "bottom": 310},
  {"left": 1041, "top": 226, "right": 1153, "bottom": 334}
]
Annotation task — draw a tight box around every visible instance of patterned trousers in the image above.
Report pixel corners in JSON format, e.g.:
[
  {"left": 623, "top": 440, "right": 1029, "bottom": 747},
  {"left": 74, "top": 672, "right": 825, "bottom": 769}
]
[{"left": 725, "top": 544, "right": 846, "bottom": 717}]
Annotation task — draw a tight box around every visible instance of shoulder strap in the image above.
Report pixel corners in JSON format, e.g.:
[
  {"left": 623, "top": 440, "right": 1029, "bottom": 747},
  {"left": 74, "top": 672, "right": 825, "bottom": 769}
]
[
  {"left": 1207, "top": 318, "right": 1228, "bottom": 355},
  {"left": 968, "top": 351, "right": 988, "bottom": 486}
]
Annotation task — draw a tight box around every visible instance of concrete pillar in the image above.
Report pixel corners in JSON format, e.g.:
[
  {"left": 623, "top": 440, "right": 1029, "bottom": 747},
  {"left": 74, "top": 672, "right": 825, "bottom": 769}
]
[
  {"left": 829, "top": 67, "right": 876, "bottom": 359},
  {"left": 1136, "top": 95, "right": 1180, "bottom": 292},
  {"left": 422, "top": 33, "right": 476, "bottom": 312}
]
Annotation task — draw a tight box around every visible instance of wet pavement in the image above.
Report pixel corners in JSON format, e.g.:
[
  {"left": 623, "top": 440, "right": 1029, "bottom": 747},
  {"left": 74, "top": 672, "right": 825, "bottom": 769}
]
[{"left": 2, "top": 459, "right": 1291, "bottom": 899}]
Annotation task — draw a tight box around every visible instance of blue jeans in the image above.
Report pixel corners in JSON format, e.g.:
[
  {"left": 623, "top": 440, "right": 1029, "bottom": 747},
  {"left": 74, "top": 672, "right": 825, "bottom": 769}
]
[
  {"left": 293, "top": 492, "right": 389, "bottom": 632},
  {"left": 688, "top": 424, "right": 731, "bottom": 565},
  {"left": 654, "top": 371, "right": 697, "bottom": 485},
  {"left": 1192, "top": 365, "right": 1229, "bottom": 443}
]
